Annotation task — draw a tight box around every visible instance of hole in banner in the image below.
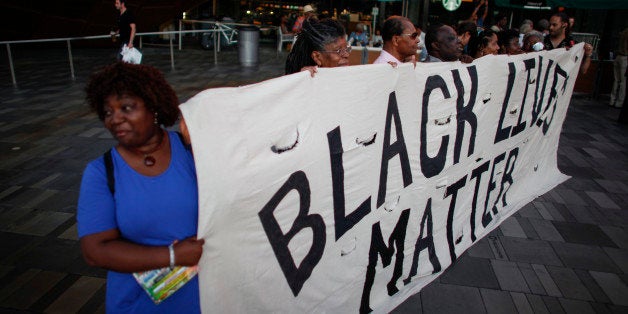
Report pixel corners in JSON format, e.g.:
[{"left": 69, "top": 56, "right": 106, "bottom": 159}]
[
  {"left": 434, "top": 115, "right": 451, "bottom": 126},
  {"left": 482, "top": 93, "right": 492, "bottom": 104},
  {"left": 383, "top": 195, "right": 400, "bottom": 212},
  {"left": 271, "top": 128, "right": 299, "bottom": 154},
  {"left": 356, "top": 133, "right": 377, "bottom": 146},
  {"left": 340, "top": 237, "right": 357, "bottom": 256}
]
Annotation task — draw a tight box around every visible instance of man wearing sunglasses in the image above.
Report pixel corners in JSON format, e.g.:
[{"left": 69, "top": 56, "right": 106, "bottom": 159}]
[{"left": 373, "top": 16, "right": 420, "bottom": 65}]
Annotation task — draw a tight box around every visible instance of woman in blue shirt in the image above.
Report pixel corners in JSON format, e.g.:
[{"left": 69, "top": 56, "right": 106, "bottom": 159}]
[{"left": 78, "top": 62, "right": 204, "bottom": 313}]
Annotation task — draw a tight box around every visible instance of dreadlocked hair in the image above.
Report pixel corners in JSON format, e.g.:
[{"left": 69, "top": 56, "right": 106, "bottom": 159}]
[
  {"left": 85, "top": 62, "right": 180, "bottom": 127},
  {"left": 285, "top": 18, "right": 346, "bottom": 74}
]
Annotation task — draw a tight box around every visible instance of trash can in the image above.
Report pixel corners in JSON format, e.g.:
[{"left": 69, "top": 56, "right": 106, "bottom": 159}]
[{"left": 238, "top": 25, "right": 259, "bottom": 67}]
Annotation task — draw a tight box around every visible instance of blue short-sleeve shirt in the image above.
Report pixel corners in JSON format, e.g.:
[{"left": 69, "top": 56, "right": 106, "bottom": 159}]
[{"left": 77, "top": 131, "right": 200, "bottom": 313}]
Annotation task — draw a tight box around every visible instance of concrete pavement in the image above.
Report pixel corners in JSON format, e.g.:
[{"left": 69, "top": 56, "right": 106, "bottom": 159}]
[{"left": 0, "top": 44, "right": 626, "bottom": 313}]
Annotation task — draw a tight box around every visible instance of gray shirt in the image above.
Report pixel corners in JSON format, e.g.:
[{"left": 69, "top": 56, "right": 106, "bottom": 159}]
[{"left": 424, "top": 55, "right": 443, "bottom": 62}]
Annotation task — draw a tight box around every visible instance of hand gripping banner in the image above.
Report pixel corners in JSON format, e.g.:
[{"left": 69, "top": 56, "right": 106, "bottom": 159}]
[{"left": 180, "top": 44, "right": 584, "bottom": 313}]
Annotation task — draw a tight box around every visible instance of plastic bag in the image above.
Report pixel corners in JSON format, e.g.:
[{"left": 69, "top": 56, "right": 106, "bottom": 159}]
[{"left": 121, "top": 46, "right": 142, "bottom": 64}]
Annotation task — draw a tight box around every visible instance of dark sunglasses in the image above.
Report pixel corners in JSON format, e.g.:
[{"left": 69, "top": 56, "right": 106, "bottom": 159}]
[{"left": 400, "top": 32, "right": 419, "bottom": 39}]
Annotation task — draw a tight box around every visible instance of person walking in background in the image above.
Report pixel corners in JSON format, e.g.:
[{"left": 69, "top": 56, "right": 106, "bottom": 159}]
[
  {"left": 79, "top": 62, "right": 204, "bottom": 312},
  {"left": 610, "top": 27, "right": 628, "bottom": 108},
  {"left": 373, "top": 16, "right": 420, "bottom": 65},
  {"left": 113, "top": 0, "right": 136, "bottom": 60}
]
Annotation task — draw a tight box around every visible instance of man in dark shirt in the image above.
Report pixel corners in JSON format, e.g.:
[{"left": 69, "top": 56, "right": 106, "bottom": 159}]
[
  {"left": 543, "top": 13, "right": 573, "bottom": 50},
  {"left": 544, "top": 12, "right": 592, "bottom": 74},
  {"left": 114, "top": 0, "right": 136, "bottom": 60},
  {"left": 424, "top": 23, "right": 463, "bottom": 62}
]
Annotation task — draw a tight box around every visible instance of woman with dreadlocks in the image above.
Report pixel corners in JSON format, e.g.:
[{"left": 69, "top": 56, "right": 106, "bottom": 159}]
[{"left": 285, "top": 18, "right": 350, "bottom": 75}]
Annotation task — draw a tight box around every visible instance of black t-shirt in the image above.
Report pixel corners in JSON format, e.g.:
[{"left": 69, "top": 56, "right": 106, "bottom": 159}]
[
  {"left": 544, "top": 35, "right": 576, "bottom": 50},
  {"left": 118, "top": 10, "right": 135, "bottom": 45}
]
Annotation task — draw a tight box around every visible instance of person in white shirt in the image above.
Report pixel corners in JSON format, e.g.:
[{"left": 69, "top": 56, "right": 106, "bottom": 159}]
[{"left": 373, "top": 16, "right": 420, "bottom": 65}]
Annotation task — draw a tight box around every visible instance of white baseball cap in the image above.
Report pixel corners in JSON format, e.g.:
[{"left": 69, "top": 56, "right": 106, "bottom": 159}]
[{"left": 303, "top": 5, "right": 315, "bottom": 13}]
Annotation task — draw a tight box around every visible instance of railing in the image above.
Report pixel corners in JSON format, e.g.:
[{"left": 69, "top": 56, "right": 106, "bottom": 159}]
[
  {"left": 179, "top": 20, "right": 240, "bottom": 52},
  {"left": 1, "top": 21, "right": 278, "bottom": 87},
  {"left": 178, "top": 19, "right": 277, "bottom": 52}
]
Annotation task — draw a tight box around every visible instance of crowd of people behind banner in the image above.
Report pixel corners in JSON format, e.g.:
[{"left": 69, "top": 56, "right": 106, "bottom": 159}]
[
  {"left": 283, "top": 1, "right": 628, "bottom": 110},
  {"left": 76, "top": 0, "right": 626, "bottom": 312},
  {"left": 285, "top": 2, "right": 602, "bottom": 77}
]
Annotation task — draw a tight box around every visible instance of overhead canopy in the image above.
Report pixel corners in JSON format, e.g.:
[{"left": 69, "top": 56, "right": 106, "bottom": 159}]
[
  {"left": 496, "top": 0, "right": 628, "bottom": 9},
  {"left": 0, "top": 0, "right": 208, "bottom": 41}
]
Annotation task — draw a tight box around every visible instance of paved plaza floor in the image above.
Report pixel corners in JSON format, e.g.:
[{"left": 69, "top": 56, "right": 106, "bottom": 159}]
[{"left": 0, "top": 44, "right": 626, "bottom": 313}]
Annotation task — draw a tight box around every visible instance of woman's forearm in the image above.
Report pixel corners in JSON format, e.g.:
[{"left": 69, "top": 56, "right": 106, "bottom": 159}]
[{"left": 81, "top": 229, "right": 203, "bottom": 273}]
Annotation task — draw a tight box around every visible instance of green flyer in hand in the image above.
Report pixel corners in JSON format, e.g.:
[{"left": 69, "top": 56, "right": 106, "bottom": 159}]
[{"left": 133, "top": 265, "right": 198, "bottom": 304}]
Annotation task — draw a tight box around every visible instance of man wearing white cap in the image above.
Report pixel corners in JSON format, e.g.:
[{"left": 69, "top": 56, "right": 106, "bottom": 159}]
[{"left": 292, "top": 4, "right": 316, "bottom": 33}]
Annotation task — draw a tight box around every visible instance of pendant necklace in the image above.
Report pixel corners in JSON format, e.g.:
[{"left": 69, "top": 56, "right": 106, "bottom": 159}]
[{"left": 139, "top": 130, "right": 166, "bottom": 167}]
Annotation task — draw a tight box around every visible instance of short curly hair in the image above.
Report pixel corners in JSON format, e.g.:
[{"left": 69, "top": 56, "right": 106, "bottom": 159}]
[{"left": 85, "top": 62, "right": 180, "bottom": 127}]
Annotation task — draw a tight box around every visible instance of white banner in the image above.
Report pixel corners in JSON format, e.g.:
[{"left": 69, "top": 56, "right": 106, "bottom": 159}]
[{"left": 181, "top": 44, "right": 584, "bottom": 313}]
